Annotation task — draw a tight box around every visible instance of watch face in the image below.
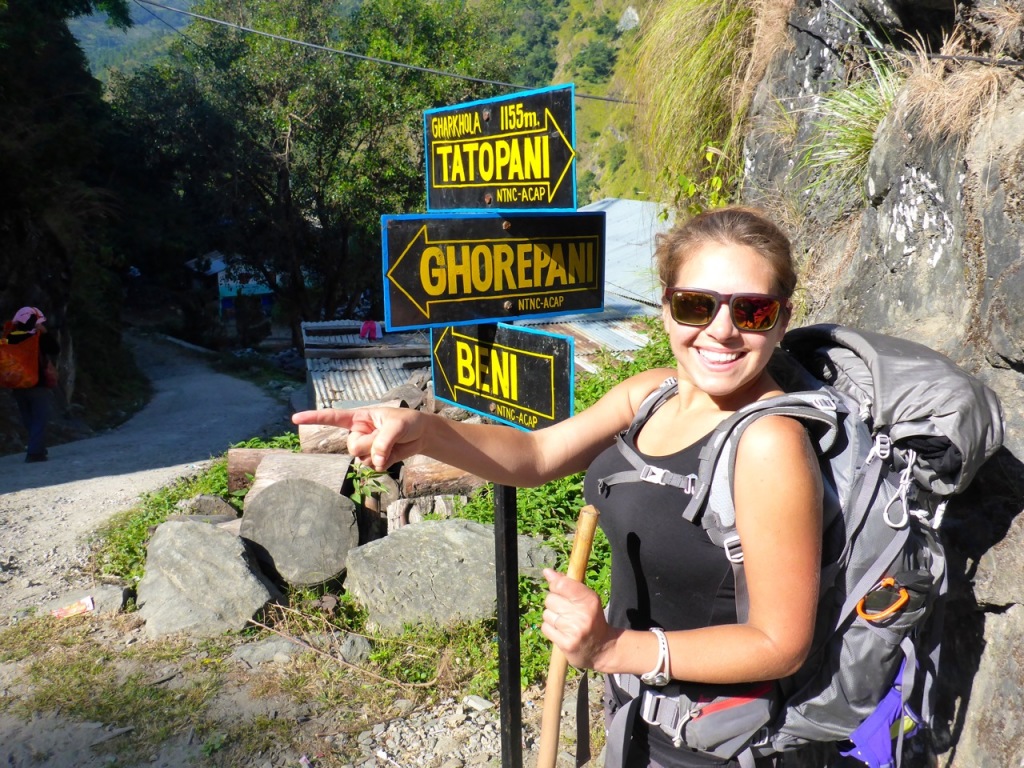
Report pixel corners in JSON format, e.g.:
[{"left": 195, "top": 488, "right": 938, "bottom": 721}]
[{"left": 641, "top": 671, "right": 670, "bottom": 687}]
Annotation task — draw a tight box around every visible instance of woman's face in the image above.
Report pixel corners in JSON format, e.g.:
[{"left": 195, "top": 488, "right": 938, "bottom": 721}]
[{"left": 662, "top": 240, "right": 789, "bottom": 403}]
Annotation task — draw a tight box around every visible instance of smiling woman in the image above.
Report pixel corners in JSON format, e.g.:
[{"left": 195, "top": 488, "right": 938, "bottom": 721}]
[{"left": 295, "top": 206, "right": 821, "bottom": 767}]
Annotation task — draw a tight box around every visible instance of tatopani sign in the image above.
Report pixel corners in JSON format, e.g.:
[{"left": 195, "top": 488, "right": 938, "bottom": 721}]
[
  {"left": 424, "top": 84, "right": 576, "bottom": 211},
  {"left": 431, "top": 324, "right": 573, "bottom": 431},
  {"left": 382, "top": 210, "right": 605, "bottom": 331}
]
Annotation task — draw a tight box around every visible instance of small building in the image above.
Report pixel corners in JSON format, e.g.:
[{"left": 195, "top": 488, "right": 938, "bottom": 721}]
[{"left": 185, "top": 252, "right": 275, "bottom": 345}]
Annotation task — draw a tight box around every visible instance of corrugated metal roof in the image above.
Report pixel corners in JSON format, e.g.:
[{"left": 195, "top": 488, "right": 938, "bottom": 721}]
[
  {"left": 523, "top": 312, "right": 656, "bottom": 374},
  {"left": 302, "top": 320, "right": 430, "bottom": 348},
  {"left": 307, "top": 354, "right": 430, "bottom": 408},
  {"left": 303, "top": 320, "right": 430, "bottom": 408}
]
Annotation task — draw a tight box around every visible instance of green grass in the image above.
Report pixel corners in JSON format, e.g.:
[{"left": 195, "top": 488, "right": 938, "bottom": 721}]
[
  {"left": 792, "top": 1, "right": 904, "bottom": 208},
  {"left": 797, "top": 52, "right": 903, "bottom": 205},
  {"left": 627, "top": 0, "right": 756, "bottom": 202},
  {"left": 94, "top": 432, "right": 301, "bottom": 584},
  {"left": 0, "top": 615, "right": 225, "bottom": 760},
  {"left": 93, "top": 460, "right": 234, "bottom": 584}
]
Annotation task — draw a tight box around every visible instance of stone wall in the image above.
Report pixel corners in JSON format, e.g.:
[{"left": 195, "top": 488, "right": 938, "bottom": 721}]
[{"left": 743, "top": 2, "right": 1024, "bottom": 764}]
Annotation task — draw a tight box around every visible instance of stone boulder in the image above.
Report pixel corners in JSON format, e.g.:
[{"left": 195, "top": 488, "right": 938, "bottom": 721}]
[
  {"left": 345, "top": 518, "right": 556, "bottom": 632},
  {"left": 137, "top": 520, "right": 282, "bottom": 638}
]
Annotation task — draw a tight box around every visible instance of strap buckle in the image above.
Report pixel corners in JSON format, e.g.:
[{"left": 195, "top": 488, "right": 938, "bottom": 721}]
[
  {"left": 871, "top": 433, "right": 892, "bottom": 462},
  {"left": 723, "top": 533, "right": 744, "bottom": 564},
  {"left": 639, "top": 690, "right": 662, "bottom": 725},
  {"left": 639, "top": 465, "right": 670, "bottom": 485}
]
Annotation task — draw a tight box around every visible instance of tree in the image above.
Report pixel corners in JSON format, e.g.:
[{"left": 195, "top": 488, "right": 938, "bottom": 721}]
[
  {"left": 110, "top": 0, "right": 516, "bottom": 345},
  {"left": 0, "top": 0, "right": 130, "bottom": 311},
  {"left": 0, "top": 0, "right": 153, "bottom": 439}
]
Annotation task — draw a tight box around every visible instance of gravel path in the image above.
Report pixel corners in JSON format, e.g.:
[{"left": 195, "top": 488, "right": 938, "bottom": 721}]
[{"left": 0, "top": 333, "right": 290, "bottom": 619}]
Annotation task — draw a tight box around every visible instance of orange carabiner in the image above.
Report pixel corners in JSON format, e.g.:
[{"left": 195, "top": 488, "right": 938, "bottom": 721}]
[{"left": 856, "top": 577, "right": 910, "bottom": 623}]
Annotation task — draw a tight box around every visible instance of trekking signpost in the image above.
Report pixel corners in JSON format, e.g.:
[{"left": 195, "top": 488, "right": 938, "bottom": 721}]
[
  {"left": 424, "top": 84, "right": 576, "bottom": 212},
  {"left": 381, "top": 83, "right": 600, "bottom": 768}
]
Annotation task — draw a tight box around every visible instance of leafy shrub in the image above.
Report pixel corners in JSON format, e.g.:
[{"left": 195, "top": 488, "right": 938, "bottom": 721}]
[{"left": 575, "top": 40, "right": 617, "bottom": 82}]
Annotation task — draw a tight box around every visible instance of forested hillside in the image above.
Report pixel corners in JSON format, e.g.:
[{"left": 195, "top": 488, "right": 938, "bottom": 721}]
[
  {"left": 69, "top": 0, "right": 191, "bottom": 76},
  {"left": 1, "top": 0, "right": 652, "bottom": 447},
  {"left": 74, "top": 0, "right": 653, "bottom": 200}
]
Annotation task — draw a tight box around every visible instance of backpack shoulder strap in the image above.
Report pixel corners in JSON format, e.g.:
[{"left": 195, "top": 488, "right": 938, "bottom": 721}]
[
  {"left": 689, "top": 392, "right": 843, "bottom": 623},
  {"left": 683, "top": 391, "right": 842, "bottom": 529},
  {"left": 597, "top": 377, "right": 702, "bottom": 495}
]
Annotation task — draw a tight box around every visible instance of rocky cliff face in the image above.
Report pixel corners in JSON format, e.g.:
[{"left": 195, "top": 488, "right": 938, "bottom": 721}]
[{"left": 743, "top": 1, "right": 1024, "bottom": 764}]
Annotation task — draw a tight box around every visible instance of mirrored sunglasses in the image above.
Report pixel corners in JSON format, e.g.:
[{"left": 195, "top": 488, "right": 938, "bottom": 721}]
[{"left": 663, "top": 287, "right": 785, "bottom": 332}]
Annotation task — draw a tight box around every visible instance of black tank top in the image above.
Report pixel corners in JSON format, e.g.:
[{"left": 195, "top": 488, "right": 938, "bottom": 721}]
[
  {"left": 584, "top": 414, "right": 736, "bottom": 632},
  {"left": 584, "top": 406, "right": 742, "bottom": 767}
]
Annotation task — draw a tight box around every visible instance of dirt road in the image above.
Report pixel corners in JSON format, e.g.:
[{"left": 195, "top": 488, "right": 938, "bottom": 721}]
[
  {"left": 0, "top": 333, "right": 291, "bottom": 619},
  {"left": 0, "top": 334, "right": 296, "bottom": 767}
]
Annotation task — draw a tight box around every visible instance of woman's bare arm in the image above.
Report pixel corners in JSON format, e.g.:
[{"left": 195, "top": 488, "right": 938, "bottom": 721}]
[{"left": 292, "top": 367, "right": 674, "bottom": 488}]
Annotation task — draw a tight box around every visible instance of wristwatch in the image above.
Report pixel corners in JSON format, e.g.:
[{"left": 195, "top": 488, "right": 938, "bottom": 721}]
[{"left": 640, "top": 627, "right": 671, "bottom": 687}]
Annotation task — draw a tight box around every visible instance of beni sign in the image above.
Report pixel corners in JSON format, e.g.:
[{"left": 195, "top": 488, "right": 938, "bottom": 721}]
[{"left": 431, "top": 323, "right": 574, "bottom": 431}]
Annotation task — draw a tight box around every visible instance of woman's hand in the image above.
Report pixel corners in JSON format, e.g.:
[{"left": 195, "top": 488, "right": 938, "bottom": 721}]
[
  {"left": 541, "top": 568, "right": 617, "bottom": 671},
  {"left": 292, "top": 407, "right": 427, "bottom": 472}
]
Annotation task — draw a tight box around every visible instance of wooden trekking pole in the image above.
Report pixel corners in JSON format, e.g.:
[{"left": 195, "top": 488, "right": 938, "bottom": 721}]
[{"left": 537, "top": 504, "right": 600, "bottom": 768}]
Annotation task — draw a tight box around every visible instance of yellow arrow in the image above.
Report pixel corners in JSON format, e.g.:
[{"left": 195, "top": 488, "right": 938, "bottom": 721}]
[
  {"left": 433, "top": 326, "right": 557, "bottom": 418},
  {"left": 433, "top": 326, "right": 456, "bottom": 399}
]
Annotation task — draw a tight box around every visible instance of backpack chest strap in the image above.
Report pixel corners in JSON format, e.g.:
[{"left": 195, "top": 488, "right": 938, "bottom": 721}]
[{"left": 597, "top": 434, "right": 699, "bottom": 495}]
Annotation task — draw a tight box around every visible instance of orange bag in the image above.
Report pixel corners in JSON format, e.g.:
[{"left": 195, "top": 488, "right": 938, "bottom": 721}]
[{"left": 0, "top": 325, "right": 40, "bottom": 388}]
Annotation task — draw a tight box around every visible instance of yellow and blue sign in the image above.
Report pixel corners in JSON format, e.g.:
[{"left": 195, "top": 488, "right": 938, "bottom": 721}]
[
  {"left": 382, "top": 210, "right": 605, "bottom": 331},
  {"left": 431, "top": 323, "right": 574, "bottom": 431},
  {"left": 424, "top": 84, "right": 576, "bottom": 212}
]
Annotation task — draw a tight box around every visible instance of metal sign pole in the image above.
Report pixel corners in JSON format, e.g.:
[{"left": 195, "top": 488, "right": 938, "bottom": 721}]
[{"left": 494, "top": 482, "right": 523, "bottom": 768}]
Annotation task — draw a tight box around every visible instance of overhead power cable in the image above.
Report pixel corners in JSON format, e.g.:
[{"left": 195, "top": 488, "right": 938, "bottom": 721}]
[
  {"left": 131, "top": 0, "right": 204, "bottom": 49},
  {"left": 133, "top": 0, "right": 636, "bottom": 104}
]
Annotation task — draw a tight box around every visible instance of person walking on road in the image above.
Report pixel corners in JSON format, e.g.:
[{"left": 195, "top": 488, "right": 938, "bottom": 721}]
[{"left": 3, "top": 306, "right": 60, "bottom": 462}]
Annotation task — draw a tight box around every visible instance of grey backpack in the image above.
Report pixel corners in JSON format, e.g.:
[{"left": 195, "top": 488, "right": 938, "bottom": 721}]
[{"left": 600, "top": 324, "right": 1004, "bottom": 768}]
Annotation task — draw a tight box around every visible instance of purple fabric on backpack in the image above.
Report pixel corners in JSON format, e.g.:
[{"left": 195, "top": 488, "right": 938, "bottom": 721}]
[{"left": 838, "top": 662, "right": 918, "bottom": 768}]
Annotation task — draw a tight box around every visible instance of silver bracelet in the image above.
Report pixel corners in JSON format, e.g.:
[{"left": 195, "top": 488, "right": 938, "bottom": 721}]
[{"left": 640, "top": 627, "right": 671, "bottom": 687}]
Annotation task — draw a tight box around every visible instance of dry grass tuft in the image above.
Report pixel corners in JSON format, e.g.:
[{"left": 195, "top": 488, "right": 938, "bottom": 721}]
[
  {"left": 736, "top": 0, "right": 796, "bottom": 114},
  {"left": 627, "top": 0, "right": 766, "bottom": 186},
  {"left": 974, "top": 4, "right": 1024, "bottom": 51},
  {"left": 898, "top": 27, "right": 1009, "bottom": 147}
]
